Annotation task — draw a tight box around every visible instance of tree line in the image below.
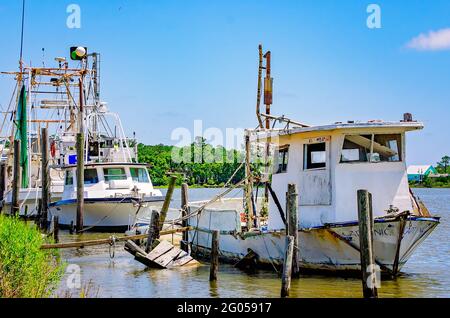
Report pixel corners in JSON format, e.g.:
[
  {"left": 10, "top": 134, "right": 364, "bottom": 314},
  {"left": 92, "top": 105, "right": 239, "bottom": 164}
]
[{"left": 137, "top": 138, "right": 247, "bottom": 187}]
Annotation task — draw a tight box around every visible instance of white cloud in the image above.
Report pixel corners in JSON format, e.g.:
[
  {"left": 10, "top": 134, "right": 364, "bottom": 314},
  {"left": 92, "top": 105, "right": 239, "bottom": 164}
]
[{"left": 407, "top": 28, "right": 450, "bottom": 51}]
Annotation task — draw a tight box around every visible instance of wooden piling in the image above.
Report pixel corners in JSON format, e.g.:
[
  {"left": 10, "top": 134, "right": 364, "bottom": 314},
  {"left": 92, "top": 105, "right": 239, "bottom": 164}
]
[
  {"left": 69, "top": 220, "right": 74, "bottom": 235},
  {"left": 281, "top": 235, "right": 294, "bottom": 298},
  {"left": 158, "top": 174, "right": 177, "bottom": 232},
  {"left": 357, "top": 189, "right": 378, "bottom": 298},
  {"left": 286, "top": 184, "right": 299, "bottom": 278},
  {"left": 0, "top": 162, "right": 6, "bottom": 214},
  {"left": 53, "top": 215, "right": 59, "bottom": 243},
  {"left": 11, "top": 140, "right": 21, "bottom": 216},
  {"left": 145, "top": 210, "right": 160, "bottom": 253},
  {"left": 40, "top": 128, "right": 50, "bottom": 230},
  {"left": 180, "top": 183, "right": 189, "bottom": 253},
  {"left": 244, "top": 133, "right": 255, "bottom": 229},
  {"left": 209, "top": 230, "right": 219, "bottom": 281},
  {"left": 75, "top": 132, "right": 84, "bottom": 232}
]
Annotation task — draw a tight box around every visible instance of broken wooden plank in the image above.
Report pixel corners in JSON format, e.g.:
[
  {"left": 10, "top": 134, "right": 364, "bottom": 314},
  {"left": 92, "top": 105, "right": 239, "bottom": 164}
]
[
  {"left": 151, "top": 248, "right": 183, "bottom": 268},
  {"left": 124, "top": 240, "right": 147, "bottom": 257},
  {"left": 170, "top": 255, "right": 196, "bottom": 267},
  {"left": 146, "top": 240, "right": 174, "bottom": 260}
]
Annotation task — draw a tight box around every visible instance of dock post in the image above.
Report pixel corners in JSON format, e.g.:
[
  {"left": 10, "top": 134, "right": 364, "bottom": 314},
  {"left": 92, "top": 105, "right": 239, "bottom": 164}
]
[
  {"left": 75, "top": 132, "right": 84, "bottom": 233},
  {"left": 145, "top": 210, "right": 160, "bottom": 253},
  {"left": 158, "top": 174, "right": 177, "bottom": 232},
  {"left": 0, "top": 162, "right": 5, "bottom": 214},
  {"left": 281, "top": 235, "right": 294, "bottom": 298},
  {"left": 53, "top": 215, "right": 59, "bottom": 243},
  {"left": 286, "top": 183, "right": 299, "bottom": 278},
  {"left": 181, "top": 183, "right": 189, "bottom": 253},
  {"left": 40, "top": 128, "right": 50, "bottom": 230},
  {"left": 11, "top": 140, "right": 21, "bottom": 216},
  {"left": 209, "top": 230, "right": 219, "bottom": 281},
  {"left": 357, "top": 189, "right": 379, "bottom": 298}
]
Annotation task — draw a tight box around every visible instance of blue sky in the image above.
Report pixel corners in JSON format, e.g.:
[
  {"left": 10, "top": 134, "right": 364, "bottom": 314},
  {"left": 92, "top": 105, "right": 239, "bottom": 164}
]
[{"left": 0, "top": 0, "right": 449, "bottom": 165}]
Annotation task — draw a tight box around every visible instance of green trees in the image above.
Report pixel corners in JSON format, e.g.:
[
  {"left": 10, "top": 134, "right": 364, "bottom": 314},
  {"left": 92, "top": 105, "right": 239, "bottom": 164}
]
[
  {"left": 137, "top": 140, "right": 245, "bottom": 187},
  {"left": 436, "top": 155, "right": 450, "bottom": 174}
]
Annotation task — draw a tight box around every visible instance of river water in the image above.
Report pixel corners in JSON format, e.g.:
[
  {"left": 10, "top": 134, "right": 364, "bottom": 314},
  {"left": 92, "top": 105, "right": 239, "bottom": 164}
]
[{"left": 55, "top": 188, "right": 449, "bottom": 298}]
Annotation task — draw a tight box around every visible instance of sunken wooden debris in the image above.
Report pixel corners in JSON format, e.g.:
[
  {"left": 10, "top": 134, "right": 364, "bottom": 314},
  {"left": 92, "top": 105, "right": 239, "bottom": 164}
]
[{"left": 124, "top": 239, "right": 198, "bottom": 269}]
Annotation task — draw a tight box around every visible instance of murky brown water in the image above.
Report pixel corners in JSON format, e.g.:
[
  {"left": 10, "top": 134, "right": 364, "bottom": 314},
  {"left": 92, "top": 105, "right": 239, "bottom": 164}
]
[{"left": 55, "top": 188, "right": 449, "bottom": 298}]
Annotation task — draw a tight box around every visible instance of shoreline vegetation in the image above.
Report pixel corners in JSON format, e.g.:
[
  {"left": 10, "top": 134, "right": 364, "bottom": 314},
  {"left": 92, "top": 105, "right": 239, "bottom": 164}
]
[{"left": 0, "top": 215, "right": 64, "bottom": 298}]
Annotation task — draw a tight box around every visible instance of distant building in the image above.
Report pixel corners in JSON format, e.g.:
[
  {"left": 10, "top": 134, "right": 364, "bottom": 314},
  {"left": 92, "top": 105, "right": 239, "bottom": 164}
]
[{"left": 407, "top": 165, "right": 437, "bottom": 182}]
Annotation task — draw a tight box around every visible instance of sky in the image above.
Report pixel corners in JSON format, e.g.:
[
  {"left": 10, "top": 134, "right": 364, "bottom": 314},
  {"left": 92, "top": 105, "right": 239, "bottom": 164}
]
[{"left": 0, "top": 0, "right": 449, "bottom": 165}]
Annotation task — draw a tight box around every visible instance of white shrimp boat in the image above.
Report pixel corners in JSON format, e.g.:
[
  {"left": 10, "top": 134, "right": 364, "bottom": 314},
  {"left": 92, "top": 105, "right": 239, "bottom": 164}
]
[
  {"left": 50, "top": 162, "right": 164, "bottom": 232},
  {"left": 186, "top": 120, "right": 440, "bottom": 275},
  {"left": 183, "top": 47, "right": 439, "bottom": 276}
]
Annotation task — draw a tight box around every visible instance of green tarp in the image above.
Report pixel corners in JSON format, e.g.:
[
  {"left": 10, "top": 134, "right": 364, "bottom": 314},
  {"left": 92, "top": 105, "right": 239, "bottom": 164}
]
[{"left": 14, "top": 84, "right": 28, "bottom": 188}]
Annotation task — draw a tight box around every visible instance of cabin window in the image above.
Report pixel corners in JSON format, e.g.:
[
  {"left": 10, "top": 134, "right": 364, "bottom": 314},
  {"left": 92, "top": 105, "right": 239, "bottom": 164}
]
[
  {"left": 65, "top": 170, "right": 74, "bottom": 185},
  {"left": 130, "top": 168, "right": 150, "bottom": 183},
  {"left": 304, "top": 142, "right": 326, "bottom": 170},
  {"left": 275, "top": 146, "right": 289, "bottom": 174},
  {"left": 103, "top": 167, "right": 127, "bottom": 182},
  {"left": 84, "top": 169, "right": 99, "bottom": 185},
  {"left": 340, "top": 134, "right": 402, "bottom": 163}
]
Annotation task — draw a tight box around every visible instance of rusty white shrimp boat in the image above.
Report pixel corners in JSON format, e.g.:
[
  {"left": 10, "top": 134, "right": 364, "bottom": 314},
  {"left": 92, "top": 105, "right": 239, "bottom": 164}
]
[
  {"left": 183, "top": 47, "right": 439, "bottom": 276},
  {"left": 187, "top": 120, "right": 439, "bottom": 275}
]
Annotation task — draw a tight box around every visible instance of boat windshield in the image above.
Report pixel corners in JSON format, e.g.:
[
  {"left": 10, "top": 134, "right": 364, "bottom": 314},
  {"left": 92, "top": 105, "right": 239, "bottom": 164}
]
[
  {"left": 130, "top": 167, "right": 150, "bottom": 183},
  {"left": 103, "top": 167, "right": 127, "bottom": 181},
  {"left": 340, "top": 134, "right": 402, "bottom": 163},
  {"left": 84, "top": 169, "right": 99, "bottom": 185}
]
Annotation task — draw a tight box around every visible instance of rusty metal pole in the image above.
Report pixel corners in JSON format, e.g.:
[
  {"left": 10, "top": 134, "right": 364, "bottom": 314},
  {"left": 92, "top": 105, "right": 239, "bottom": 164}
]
[
  {"left": 263, "top": 50, "right": 273, "bottom": 206},
  {"left": 264, "top": 51, "right": 272, "bottom": 129},
  {"left": 256, "top": 45, "right": 264, "bottom": 128}
]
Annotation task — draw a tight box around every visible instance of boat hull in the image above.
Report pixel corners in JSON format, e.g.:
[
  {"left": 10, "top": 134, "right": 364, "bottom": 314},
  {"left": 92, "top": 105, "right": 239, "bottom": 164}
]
[
  {"left": 2, "top": 188, "right": 63, "bottom": 217},
  {"left": 188, "top": 216, "right": 439, "bottom": 275},
  {"left": 49, "top": 197, "right": 165, "bottom": 232}
]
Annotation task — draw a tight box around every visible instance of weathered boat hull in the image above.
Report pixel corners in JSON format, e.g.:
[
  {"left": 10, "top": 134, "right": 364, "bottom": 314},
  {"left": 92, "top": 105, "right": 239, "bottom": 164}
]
[
  {"left": 49, "top": 197, "right": 165, "bottom": 232},
  {"left": 188, "top": 216, "right": 439, "bottom": 275}
]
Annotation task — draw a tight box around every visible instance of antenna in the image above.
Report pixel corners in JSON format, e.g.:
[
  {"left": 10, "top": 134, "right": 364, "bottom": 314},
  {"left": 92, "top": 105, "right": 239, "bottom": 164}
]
[{"left": 19, "top": 0, "right": 26, "bottom": 74}]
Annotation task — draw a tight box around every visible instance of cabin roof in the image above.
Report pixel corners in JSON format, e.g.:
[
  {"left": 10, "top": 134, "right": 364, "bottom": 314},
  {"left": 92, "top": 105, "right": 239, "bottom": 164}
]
[
  {"left": 251, "top": 121, "right": 423, "bottom": 140},
  {"left": 282, "top": 121, "right": 423, "bottom": 135}
]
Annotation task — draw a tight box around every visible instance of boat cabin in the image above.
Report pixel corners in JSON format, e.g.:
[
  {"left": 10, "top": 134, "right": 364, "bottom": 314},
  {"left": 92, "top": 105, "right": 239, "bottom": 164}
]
[
  {"left": 60, "top": 163, "right": 159, "bottom": 200},
  {"left": 262, "top": 121, "right": 423, "bottom": 230}
]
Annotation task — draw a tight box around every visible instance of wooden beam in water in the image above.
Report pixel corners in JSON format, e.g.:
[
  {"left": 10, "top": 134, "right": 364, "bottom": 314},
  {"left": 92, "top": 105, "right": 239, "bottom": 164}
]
[
  {"left": 287, "top": 183, "right": 300, "bottom": 278},
  {"left": 209, "top": 230, "right": 219, "bottom": 281},
  {"left": 180, "top": 183, "right": 189, "bottom": 253},
  {"left": 40, "top": 227, "right": 192, "bottom": 249},
  {"left": 357, "top": 189, "right": 379, "bottom": 298},
  {"left": 281, "top": 235, "right": 294, "bottom": 298}
]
